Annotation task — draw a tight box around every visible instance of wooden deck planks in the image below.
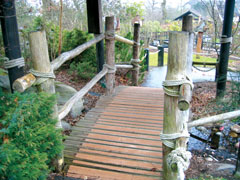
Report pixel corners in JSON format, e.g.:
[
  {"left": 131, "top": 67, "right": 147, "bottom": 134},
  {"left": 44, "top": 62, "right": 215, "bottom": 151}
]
[{"left": 64, "top": 86, "right": 164, "bottom": 180}]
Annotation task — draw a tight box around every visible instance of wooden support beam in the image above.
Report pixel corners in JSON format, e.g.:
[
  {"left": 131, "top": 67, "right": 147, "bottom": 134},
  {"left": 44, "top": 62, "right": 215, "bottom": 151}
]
[
  {"left": 13, "top": 73, "right": 36, "bottom": 92},
  {"left": 188, "top": 110, "right": 240, "bottom": 128},
  {"left": 116, "top": 64, "right": 133, "bottom": 69},
  {"left": 105, "top": 16, "right": 115, "bottom": 95},
  {"left": 29, "top": 30, "right": 63, "bottom": 170},
  {"left": 178, "top": 14, "right": 194, "bottom": 111},
  {"left": 58, "top": 68, "right": 108, "bottom": 120},
  {"left": 196, "top": 32, "right": 203, "bottom": 59},
  {"left": 51, "top": 34, "right": 105, "bottom": 71},
  {"left": 0, "top": 0, "right": 24, "bottom": 92},
  {"left": 132, "top": 23, "right": 140, "bottom": 86},
  {"left": 86, "top": 0, "right": 103, "bottom": 34},
  {"left": 163, "top": 32, "right": 189, "bottom": 180}
]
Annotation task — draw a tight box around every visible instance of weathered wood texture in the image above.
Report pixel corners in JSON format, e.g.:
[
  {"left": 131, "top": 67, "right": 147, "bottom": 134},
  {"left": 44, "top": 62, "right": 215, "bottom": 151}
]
[
  {"left": 58, "top": 68, "right": 108, "bottom": 120},
  {"left": 13, "top": 73, "right": 36, "bottom": 92},
  {"left": 178, "top": 15, "right": 194, "bottom": 111},
  {"left": 29, "top": 31, "right": 62, "bottom": 125},
  {"left": 116, "top": 64, "right": 133, "bottom": 69},
  {"left": 196, "top": 32, "right": 203, "bottom": 58},
  {"left": 163, "top": 32, "right": 189, "bottom": 180},
  {"left": 132, "top": 23, "right": 140, "bottom": 86},
  {"left": 29, "top": 30, "right": 63, "bottom": 170},
  {"left": 51, "top": 34, "right": 105, "bottom": 71},
  {"left": 115, "top": 34, "right": 158, "bottom": 50},
  {"left": 64, "top": 86, "right": 164, "bottom": 180},
  {"left": 105, "top": 16, "right": 115, "bottom": 95},
  {"left": 188, "top": 110, "right": 240, "bottom": 128},
  {"left": 182, "top": 15, "right": 193, "bottom": 32}
]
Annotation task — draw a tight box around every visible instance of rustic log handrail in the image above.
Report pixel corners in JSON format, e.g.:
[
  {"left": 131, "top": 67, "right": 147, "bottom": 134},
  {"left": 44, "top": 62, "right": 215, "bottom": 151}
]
[
  {"left": 115, "top": 64, "right": 133, "bottom": 69},
  {"left": 51, "top": 34, "right": 105, "bottom": 71},
  {"left": 188, "top": 110, "right": 240, "bottom": 128},
  {"left": 58, "top": 67, "right": 108, "bottom": 120},
  {"left": 115, "top": 34, "right": 158, "bottom": 50}
]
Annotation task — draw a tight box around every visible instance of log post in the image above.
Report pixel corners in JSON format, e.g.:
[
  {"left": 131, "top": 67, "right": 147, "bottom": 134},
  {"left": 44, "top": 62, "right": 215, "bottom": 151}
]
[
  {"left": 144, "top": 48, "right": 149, "bottom": 71},
  {"left": 162, "top": 32, "right": 191, "bottom": 180},
  {"left": 196, "top": 31, "right": 203, "bottom": 59},
  {"left": 105, "top": 16, "right": 115, "bottom": 95},
  {"left": 0, "top": 0, "right": 24, "bottom": 92},
  {"left": 131, "top": 23, "right": 140, "bottom": 86},
  {"left": 158, "top": 45, "right": 164, "bottom": 67},
  {"left": 29, "top": 30, "right": 63, "bottom": 170},
  {"left": 178, "top": 15, "right": 194, "bottom": 111}
]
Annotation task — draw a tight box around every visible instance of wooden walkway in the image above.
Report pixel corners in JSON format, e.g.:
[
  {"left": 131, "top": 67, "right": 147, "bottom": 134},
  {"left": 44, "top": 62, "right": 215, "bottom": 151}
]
[{"left": 64, "top": 86, "right": 164, "bottom": 180}]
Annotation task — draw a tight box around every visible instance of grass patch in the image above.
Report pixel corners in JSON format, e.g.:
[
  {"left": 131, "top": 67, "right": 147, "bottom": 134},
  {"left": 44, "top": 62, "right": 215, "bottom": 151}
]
[{"left": 149, "top": 52, "right": 234, "bottom": 67}]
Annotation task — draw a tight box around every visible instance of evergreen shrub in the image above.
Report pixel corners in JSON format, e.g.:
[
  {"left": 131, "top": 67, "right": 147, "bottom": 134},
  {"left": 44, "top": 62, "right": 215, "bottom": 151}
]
[{"left": 0, "top": 90, "right": 63, "bottom": 180}]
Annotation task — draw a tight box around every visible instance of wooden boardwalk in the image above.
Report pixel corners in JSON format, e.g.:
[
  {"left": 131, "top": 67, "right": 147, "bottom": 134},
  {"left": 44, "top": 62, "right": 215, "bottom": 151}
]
[{"left": 64, "top": 86, "right": 164, "bottom": 180}]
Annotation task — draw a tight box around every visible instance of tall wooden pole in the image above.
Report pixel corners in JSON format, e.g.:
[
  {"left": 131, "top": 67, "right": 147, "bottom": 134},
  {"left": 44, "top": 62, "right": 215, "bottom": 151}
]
[
  {"left": 132, "top": 23, "right": 140, "bottom": 86},
  {"left": 163, "top": 32, "right": 189, "bottom": 180},
  {"left": 105, "top": 16, "right": 115, "bottom": 95},
  {"left": 196, "top": 31, "right": 203, "bottom": 59},
  {"left": 0, "top": 0, "right": 24, "bottom": 91},
  {"left": 29, "top": 31, "right": 63, "bottom": 170},
  {"left": 217, "top": 0, "right": 235, "bottom": 97},
  {"left": 86, "top": 0, "right": 105, "bottom": 73}
]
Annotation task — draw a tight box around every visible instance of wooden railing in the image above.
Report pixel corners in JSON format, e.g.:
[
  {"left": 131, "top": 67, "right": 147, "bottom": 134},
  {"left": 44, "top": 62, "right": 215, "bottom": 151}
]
[{"left": 13, "top": 16, "right": 146, "bottom": 121}]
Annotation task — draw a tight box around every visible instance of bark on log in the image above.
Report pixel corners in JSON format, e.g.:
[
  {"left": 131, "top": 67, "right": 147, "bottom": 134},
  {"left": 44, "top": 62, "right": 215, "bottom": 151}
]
[
  {"left": 12, "top": 73, "right": 36, "bottom": 92},
  {"left": 51, "top": 34, "right": 105, "bottom": 71},
  {"left": 29, "top": 30, "right": 63, "bottom": 170},
  {"left": 188, "top": 110, "right": 240, "bottom": 128},
  {"left": 58, "top": 68, "right": 108, "bottom": 120},
  {"left": 163, "top": 32, "right": 189, "bottom": 180},
  {"left": 132, "top": 23, "right": 140, "bottom": 86},
  {"left": 105, "top": 16, "right": 115, "bottom": 95}
]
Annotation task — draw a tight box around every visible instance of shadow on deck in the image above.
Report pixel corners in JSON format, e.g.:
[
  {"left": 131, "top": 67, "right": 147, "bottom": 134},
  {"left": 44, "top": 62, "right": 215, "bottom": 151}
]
[{"left": 64, "top": 86, "right": 164, "bottom": 180}]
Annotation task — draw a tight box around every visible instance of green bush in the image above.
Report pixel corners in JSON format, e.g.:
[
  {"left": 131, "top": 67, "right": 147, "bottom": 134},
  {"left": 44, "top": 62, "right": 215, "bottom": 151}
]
[
  {"left": 0, "top": 90, "right": 63, "bottom": 180},
  {"left": 69, "top": 61, "right": 96, "bottom": 80}
]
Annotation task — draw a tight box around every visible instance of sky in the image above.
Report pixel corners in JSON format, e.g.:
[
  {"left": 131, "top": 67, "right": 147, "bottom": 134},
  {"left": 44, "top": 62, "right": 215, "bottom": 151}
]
[{"left": 121, "top": 0, "right": 190, "bottom": 8}]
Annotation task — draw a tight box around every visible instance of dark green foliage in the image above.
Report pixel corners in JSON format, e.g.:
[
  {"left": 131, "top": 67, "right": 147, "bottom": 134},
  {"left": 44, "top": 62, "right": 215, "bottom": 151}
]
[
  {"left": 115, "top": 32, "right": 133, "bottom": 63},
  {"left": 64, "top": 28, "right": 97, "bottom": 80},
  {"left": 62, "top": 28, "right": 96, "bottom": 66},
  {"left": 69, "top": 61, "right": 96, "bottom": 80},
  {"left": 0, "top": 90, "right": 63, "bottom": 180},
  {"left": 215, "top": 74, "right": 240, "bottom": 122}
]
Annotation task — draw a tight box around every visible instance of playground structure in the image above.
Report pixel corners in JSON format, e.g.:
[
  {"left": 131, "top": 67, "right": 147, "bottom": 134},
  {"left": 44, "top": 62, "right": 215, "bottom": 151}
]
[{"left": 2, "top": 0, "right": 240, "bottom": 179}]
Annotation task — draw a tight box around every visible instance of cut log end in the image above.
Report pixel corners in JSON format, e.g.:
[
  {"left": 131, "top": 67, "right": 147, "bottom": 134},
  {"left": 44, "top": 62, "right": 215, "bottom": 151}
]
[
  {"left": 13, "top": 73, "right": 36, "bottom": 92},
  {"left": 178, "top": 100, "right": 190, "bottom": 111}
]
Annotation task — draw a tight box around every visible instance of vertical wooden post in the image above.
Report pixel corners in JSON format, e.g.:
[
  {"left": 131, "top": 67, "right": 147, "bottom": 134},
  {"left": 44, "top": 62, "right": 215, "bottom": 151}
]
[
  {"left": 86, "top": 0, "right": 105, "bottom": 72},
  {"left": 144, "top": 48, "right": 149, "bottom": 71},
  {"left": 29, "top": 31, "right": 63, "bottom": 170},
  {"left": 158, "top": 45, "right": 164, "bottom": 67},
  {"left": 196, "top": 31, "right": 203, "bottom": 58},
  {"left": 105, "top": 16, "right": 115, "bottom": 95},
  {"left": 132, "top": 23, "right": 140, "bottom": 86},
  {"left": 163, "top": 32, "right": 190, "bottom": 180},
  {"left": 0, "top": 0, "right": 24, "bottom": 92},
  {"left": 179, "top": 15, "right": 194, "bottom": 109}
]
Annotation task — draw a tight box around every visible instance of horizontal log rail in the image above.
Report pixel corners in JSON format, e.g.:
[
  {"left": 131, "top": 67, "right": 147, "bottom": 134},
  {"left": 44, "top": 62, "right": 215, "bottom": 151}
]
[
  {"left": 51, "top": 34, "right": 105, "bottom": 71},
  {"left": 58, "top": 67, "right": 108, "bottom": 120},
  {"left": 115, "top": 34, "right": 158, "bottom": 50},
  {"left": 188, "top": 110, "right": 240, "bottom": 128},
  {"left": 115, "top": 64, "right": 133, "bottom": 69}
]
